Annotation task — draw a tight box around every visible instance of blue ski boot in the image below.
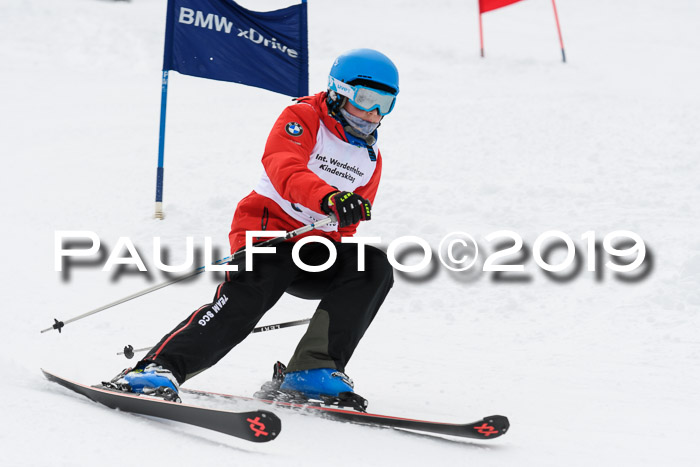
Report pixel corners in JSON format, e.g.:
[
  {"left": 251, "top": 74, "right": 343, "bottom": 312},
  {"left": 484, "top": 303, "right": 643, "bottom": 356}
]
[
  {"left": 280, "top": 368, "right": 354, "bottom": 399},
  {"left": 254, "top": 361, "right": 368, "bottom": 411},
  {"left": 276, "top": 363, "right": 368, "bottom": 411},
  {"left": 111, "top": 363, "right": 180, "bottom": 402}
]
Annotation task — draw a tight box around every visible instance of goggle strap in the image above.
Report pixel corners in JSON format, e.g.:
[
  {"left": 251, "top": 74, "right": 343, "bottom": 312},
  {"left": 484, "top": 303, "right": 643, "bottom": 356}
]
[{"left": 329, "top": 76, "right": 356, "bottom": 101}]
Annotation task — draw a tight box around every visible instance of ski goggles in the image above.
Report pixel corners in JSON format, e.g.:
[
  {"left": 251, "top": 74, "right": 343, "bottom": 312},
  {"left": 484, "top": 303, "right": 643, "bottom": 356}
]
[{"left": 329, "top": 76, "right": 397, "bottom": 116}]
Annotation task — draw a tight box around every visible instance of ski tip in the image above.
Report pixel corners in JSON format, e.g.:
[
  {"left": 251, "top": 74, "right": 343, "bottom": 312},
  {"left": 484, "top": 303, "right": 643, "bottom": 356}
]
[
  {"left": 470, "top": 415, "right": 510, "bottom": 439},
  {"left": 241, "top": 410, "right": 282, "bottom": 442}
]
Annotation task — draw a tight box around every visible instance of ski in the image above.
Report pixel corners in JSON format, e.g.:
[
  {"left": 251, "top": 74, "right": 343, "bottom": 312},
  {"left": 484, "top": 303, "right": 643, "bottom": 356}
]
[
  {"left": 181, "top": 387, "right": 509, "bottom": 440},
  {"left": 41, "top": 369, "right": 281, "bottom": 443}
]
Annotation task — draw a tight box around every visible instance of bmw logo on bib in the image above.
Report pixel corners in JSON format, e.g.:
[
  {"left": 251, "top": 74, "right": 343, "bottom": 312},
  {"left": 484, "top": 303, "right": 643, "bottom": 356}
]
[{"left": 285, "top": 122, "right": 303, "bottom": 136}]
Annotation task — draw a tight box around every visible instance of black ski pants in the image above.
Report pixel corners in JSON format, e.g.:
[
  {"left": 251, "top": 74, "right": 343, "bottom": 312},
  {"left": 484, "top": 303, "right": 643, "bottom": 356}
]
[{"left": 143, "top": 241, "right": 394, "bottom": 384}]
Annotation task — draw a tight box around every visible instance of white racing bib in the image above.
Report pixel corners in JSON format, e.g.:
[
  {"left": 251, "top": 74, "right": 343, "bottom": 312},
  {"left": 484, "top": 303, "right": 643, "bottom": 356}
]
[{"left": 254, "top": 122, "right": 378, "bottom": 231}]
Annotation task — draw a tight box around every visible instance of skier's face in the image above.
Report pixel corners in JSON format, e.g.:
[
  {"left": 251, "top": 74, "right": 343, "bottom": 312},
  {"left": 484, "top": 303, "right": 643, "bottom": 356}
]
[{"left": 343, "top": 100, "right": 382, "bottom": 124}]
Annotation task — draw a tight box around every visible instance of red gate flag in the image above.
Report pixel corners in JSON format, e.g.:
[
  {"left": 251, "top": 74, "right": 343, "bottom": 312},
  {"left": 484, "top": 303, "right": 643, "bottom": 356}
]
[
  {"left": 479, "top": 0, "right": 524, "bottom": 14},
  {"left": 477, "top": 0, "right": 565, "bottom": 62}
]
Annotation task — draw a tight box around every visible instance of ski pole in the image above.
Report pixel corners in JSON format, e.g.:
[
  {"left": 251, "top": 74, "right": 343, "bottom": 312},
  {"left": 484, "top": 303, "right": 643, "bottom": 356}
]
[
  {"left": 118, "top": 318, "right": 311, "bottom": 359},
  {"left": 40, "top": 215, "right": 337, "bottom": 334}
]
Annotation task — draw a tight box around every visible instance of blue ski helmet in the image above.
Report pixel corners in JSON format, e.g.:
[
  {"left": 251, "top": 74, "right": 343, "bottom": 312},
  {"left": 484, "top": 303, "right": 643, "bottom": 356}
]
[{"left": 328, "top": 49, "right": 399, "bottom": 115}]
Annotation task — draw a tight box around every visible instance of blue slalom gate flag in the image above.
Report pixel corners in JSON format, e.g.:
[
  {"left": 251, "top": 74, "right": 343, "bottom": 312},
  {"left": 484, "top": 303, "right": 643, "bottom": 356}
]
[
  {"left": 154, "top": 0, "right": 308, "bottom": 219},
  {"left": 163, "top": 0, "right": 308, "bottom": 96}
]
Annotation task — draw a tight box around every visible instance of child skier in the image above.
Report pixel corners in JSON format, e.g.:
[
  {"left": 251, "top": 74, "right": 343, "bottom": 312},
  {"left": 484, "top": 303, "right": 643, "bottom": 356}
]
[{"left": 113, "top": 49, "right": 399, "bottom": 407}]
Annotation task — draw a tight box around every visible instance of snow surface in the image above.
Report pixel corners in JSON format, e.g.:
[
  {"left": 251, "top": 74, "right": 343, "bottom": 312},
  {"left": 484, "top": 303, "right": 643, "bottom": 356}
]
[{"left": 2, "top": 0, "right": 699, "bottom": 465}]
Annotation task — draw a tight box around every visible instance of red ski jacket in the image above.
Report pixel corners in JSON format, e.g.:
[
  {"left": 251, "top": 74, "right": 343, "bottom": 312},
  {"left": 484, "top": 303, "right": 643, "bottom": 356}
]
[{"left": 228, "top": 92, "right": 383, "bottom": 253}]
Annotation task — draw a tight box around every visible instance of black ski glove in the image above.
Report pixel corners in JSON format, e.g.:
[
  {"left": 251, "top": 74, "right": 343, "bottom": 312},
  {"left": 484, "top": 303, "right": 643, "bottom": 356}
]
[{"left": 321, "top": 191, "right": 372, "bottom": 228}]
